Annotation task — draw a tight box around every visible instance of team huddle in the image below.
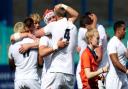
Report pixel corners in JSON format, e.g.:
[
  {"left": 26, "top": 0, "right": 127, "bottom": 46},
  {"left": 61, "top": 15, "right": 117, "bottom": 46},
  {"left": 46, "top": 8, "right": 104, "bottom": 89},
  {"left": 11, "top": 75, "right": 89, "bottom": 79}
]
[{"left": 8, "top": 3, "right": 128, "bottom": 89}]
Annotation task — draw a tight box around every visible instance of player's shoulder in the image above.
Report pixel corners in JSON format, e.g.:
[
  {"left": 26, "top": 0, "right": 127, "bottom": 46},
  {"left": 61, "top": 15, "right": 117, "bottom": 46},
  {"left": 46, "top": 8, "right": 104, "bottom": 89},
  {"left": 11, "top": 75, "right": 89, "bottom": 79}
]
[
  {"left": 108, "top": 36, "right": 118, "bottom": 45},
  {"left": 97, "top": 24, "right": 105, "bottom": 30},
  {"left": 78, "top": 27, "right": 87, "bottom": 33},
  {"left": 22, "top": 38, "right": 34, "bottom": 43},
  {"left": 40, "top": 36, "right": 50, "bottom": 41}
]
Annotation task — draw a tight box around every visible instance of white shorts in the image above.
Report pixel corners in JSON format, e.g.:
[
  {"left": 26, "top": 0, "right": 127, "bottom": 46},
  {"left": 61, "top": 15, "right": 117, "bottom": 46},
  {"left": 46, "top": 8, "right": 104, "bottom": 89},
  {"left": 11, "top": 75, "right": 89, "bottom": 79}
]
[
  {"left": 41, "top": 72, "right": 74, "bottom": 89},
  {"left": 15, "top": 79, "right": 41, "bottom": 89},
  {"left": 105, "top": 73, "right": 128, "bottom": 89}
]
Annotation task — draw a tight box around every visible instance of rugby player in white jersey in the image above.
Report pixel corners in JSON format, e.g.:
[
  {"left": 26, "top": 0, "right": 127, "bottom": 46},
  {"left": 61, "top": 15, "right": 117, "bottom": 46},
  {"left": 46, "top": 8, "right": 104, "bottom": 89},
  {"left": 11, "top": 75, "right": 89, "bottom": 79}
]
[
  {"left": 8, "top": 18, "right": 40, "bottom": 89},
  {"left": 106, "top": 21, "right": 128, "bottom": 89},
  {"left": 37, "top": 3, "right": 79, "bottom": 89}
]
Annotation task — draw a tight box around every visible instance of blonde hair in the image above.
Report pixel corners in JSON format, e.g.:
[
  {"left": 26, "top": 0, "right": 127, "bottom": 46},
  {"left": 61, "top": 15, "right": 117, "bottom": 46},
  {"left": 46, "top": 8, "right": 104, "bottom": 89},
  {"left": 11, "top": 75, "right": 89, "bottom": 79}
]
[
  {"left": 30, "top": 13, "right": 41, "bottom": 23},
  {"left": 14, "top": 22, "right": 25, "bottom": 33},
  {"left": 85, "top": 29, "right": 99, "bottom": 44}
]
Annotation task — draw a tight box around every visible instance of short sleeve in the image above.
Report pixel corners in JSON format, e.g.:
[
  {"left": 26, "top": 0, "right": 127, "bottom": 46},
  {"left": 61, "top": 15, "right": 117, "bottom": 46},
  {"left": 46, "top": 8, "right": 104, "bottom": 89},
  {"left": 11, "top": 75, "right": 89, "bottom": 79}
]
[
  {"left": 97, "top": 25, "right": 106, "bottom": 46},
  {"left": 39, "top": 36, "right": 49, "bottom": 47},
  {"left": 43, "top": 22, "right": 55, "bottom": 35},
  {"left": 81, "top": 51, "right": 91, "bottom": 68},
  {"left": 78, "top": 28, "right": 87, "bottom": 48},
  {"left": 107, "top": 41, "right": 117, "bottom": 55}
]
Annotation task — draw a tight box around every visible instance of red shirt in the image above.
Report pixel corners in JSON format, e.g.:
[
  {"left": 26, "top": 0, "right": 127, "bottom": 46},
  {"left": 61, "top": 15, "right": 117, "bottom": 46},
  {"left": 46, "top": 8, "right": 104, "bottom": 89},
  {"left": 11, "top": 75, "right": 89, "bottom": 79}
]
[{"left": 80, "top": 47, "right": 99, "bottom": 89}]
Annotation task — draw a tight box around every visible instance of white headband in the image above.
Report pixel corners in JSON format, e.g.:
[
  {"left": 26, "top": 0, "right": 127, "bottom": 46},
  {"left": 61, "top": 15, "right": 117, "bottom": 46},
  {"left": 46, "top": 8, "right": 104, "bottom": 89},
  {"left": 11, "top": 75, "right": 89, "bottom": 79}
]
[{"left": 44, "top": 11, "right": 55, "bottom": 24}]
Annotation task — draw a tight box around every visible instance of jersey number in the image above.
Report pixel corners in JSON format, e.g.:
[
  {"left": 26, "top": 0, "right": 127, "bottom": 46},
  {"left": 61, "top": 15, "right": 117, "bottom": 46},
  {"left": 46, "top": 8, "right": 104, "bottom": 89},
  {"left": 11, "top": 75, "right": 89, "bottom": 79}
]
[
  {"left": 64, "top": 29, "right": 70, "bottom": 41},
  {"left": 23, "top": 50, "right": 30, "bottom": 58}
]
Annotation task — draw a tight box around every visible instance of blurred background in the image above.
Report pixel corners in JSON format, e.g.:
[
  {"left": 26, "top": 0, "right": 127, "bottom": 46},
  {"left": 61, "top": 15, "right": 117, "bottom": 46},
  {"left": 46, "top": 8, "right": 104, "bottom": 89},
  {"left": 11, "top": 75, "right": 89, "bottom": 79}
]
[{"left": 0, "top": 0, "right": 128, "bottom": 89}]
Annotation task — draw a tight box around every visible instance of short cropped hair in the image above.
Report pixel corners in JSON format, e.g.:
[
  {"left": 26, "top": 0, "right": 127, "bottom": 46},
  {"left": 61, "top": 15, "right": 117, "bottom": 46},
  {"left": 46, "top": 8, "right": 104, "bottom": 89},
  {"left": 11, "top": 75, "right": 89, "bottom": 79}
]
[
  {"left": 24, "top": 18, "right": 34, "bottom": 28},
  {"left": 85, "top": 29, "right": 99, "bottom": 44},
  {"left": 80, "top": 15, "right": 93, "bottom": 27},
  {"left": 113, "top": 21, "right": 125, "bottom": 33},
  {"left": 55, "top": 7, "right": 67, "bottom": 17},
  {"left": 30, "top": 13, "right": 41, "bottom": 23},
  {"left": 14, "top": 22, "right": 25, "bottom": 33}
]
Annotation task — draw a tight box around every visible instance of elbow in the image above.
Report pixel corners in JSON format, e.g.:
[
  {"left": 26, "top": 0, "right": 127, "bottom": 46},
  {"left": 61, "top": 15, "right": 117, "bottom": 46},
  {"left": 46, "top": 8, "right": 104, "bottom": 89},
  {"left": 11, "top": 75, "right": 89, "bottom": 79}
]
[
  {"left": 39, "top": 51, "right": 46, "bottom": 57},
  {"left": 39, "top": 51, "right": 43, "bottom": 58},
  {"left": 35, "top": 29, "right": 45, "bottom": 38},
  {"left": 74, "top": 13, "right": 79, "bottom": 21},
  {"left": 76, "top": 12, "right": 79, "bottom": 18}
]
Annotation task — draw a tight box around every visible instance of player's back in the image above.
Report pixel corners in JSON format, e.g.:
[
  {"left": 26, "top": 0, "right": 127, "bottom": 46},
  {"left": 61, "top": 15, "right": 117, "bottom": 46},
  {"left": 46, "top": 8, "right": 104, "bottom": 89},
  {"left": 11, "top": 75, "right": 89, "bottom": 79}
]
[
  {"left": 45, "top": 18, "right": 77, "bottom": 74},
  {"left": 9, "top": 38, "right": 38, "bottom": 80}
]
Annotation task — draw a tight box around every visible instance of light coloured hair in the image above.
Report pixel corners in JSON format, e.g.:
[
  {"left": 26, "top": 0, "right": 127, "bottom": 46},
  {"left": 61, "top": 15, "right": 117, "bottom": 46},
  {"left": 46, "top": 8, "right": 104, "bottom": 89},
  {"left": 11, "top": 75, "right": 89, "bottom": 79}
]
[
  {"left": 30, "top": 13, "right": 41, "bottom": 23},
  {"left": 85, "top": 29, "right": 99, "bottom": 44},
  {"left": 14, "top": 22, "right": 25, "bottom": 33}
]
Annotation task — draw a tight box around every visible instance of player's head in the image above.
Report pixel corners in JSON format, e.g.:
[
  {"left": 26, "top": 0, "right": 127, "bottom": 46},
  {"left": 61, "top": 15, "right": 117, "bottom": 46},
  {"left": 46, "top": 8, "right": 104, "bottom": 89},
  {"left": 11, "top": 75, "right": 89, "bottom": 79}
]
[
  {"left": 30, "top": 13, "right": 41, "bottom": 29},
  {"left": 43, "top": 9, "right": 56, "bottom": 24},
  {"left": 86, "top": 29, "right": 99, "bottom": 48},
  {"left": 14, "top": 22, "right": 26, "bottom": 33},
  {"left": 54, "top": 7, "right": 67, "bottom": 18},
  {"left": 80, "top": 15, "right": 93, "bottom": 28},
  {"left": 114, "top": 20, "right": 126, "bottom": 39},
  {"left": 23, "top": 17, "right": 35, "bottom": 32},
  {"left": 85, "top": 11, "right": 97, "bottom": 24}
]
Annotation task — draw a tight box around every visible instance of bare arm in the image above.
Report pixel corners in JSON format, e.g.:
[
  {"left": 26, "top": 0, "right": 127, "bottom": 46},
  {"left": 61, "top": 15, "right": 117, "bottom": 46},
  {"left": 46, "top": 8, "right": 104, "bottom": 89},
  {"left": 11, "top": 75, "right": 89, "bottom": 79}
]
[
  {"left": 110, "top": 53, "right": 127, "bottom": 73},
  {"left": 33, "top": 28, "right": 45, "bottom": 38},
  {"left": 38, "top": 53, "right": 44, "bottom": 68},
  {"left": 95, "top": 46, "right": 103, "bottom": 64},
  {"left": 85, "top": 65, "right": 108, "bottom": 79},
  {"left": 19, "top": 39, "right": 39, "bottom": 53},
  {"left": 39, "top": 38, "right": 68, "bottom": 58},
  {"left": 10, "top": 32, "right": 36, "bottom": 43},
  {"left": 125, "top": 48, "right": 128, "bottom": 58},
  {"left": 39, "top": 46, "right": 54, "bottom": 58},
  {"left": 54, "top": 3, "right": 79, "bottom": 23}
]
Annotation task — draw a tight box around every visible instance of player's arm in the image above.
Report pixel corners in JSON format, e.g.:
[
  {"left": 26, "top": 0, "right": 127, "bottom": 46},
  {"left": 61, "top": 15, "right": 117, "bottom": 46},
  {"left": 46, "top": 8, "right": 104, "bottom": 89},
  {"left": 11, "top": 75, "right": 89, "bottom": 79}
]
[
  {"left": 95, "top": 46, "right": 103, "bottom": 64},
  {"left": 125, "top": 48, "right": 128, "bottom": 58},
  {"left": 38, "top": 53, "right": 43, "bottom": 68},
  {"left": 54, "top": 3, "right": 79, "bottom": 23},
  {"left": 39, "top": 45, "right": 54, "bottom": 59},
  {"left": 33, "top": 28, "right": 45, "bottom": 38},
  {"left": 10, "top": 32, "right": 36, "bottom": 43},
  {"left": 39, "top": 38, "right": 68, "bottom": 58},
  {"left": 110, "top": 53, "right": 128, "bottom": 74},
  {"left": 85, "top": 65, "right": 108, "bottom": 79},
  {"left": 19, "top": 39, "right": 39, "bottom": 53},
  {"left": 82, "top": 52, "right": 108, "bottom": 79}
]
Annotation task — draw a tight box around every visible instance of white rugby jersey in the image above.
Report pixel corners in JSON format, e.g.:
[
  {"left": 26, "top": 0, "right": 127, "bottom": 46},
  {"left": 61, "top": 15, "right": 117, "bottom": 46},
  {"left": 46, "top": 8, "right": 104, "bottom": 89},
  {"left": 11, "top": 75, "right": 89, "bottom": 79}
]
[
  {"left": 107, "top": 36, "right": 127, "bottom": 76},
  {"left": 43, "top": 18, "right": 77, "bottom": 74},
  {"left": 77, "top": 27, "right": 88, "bottom": 56},
  {"left": 8, "top": 38, "right": 38, "bottom": 80},
  {"left": 97, "top": 24, "right": 108, "bottom": 68}
]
